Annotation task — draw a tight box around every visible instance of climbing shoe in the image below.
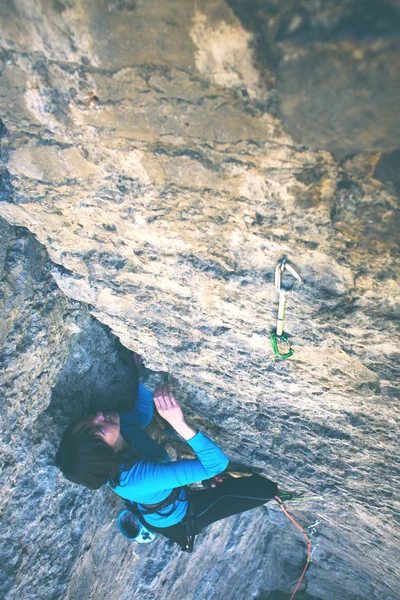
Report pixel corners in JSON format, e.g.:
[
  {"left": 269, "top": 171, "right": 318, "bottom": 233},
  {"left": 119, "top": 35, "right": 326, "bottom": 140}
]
[{"left": 117, "top": 510, "right": 156, "bottom": 543}]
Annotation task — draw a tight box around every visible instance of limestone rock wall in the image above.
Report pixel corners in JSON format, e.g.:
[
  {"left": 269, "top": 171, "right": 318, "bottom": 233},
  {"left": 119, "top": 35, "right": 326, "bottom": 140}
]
[{"left": 0, "top": 1, "right": 399, "bottom": 599}]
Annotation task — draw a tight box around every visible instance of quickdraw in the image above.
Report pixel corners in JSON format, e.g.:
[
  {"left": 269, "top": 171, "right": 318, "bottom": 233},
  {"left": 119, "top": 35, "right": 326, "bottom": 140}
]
[
  {"left": 275, "top": 496, "right": 313, "bottom": 600},
  {"left": 271, "top": 258, "right": 301, "bottom": 358}
]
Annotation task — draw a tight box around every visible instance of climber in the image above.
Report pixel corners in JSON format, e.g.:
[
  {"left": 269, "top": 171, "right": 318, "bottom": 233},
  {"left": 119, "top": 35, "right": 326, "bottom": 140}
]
[{"left": 55, "top": 356, "right": 280, "bottom": 552}]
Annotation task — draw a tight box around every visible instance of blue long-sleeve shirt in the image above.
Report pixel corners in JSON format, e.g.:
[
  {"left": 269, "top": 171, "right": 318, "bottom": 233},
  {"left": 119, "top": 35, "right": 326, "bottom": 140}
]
[{"left": 109, "top": 383, "right": 229, "bottom": 527}]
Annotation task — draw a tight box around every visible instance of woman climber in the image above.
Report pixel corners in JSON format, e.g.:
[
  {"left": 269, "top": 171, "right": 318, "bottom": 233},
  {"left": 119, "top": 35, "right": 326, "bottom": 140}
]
[{"left": 55, "top": 356, "right": 281, "bottom": 552}]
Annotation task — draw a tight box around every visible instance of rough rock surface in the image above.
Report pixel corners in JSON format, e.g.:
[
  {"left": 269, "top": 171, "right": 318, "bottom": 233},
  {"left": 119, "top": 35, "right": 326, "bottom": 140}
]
[{"left": 0, "top": 1, "right": 399, "bottom": 599}]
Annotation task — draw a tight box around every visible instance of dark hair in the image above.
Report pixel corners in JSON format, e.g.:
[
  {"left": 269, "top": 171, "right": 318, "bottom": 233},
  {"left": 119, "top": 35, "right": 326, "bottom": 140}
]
[{"left": 55, "top": 421, "right": 128, "bottom": 490}]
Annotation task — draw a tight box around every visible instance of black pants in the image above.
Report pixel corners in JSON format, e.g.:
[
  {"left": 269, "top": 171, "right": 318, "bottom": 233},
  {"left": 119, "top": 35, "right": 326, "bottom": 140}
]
[{"left": 145, "top": 474, "right": 278, "bottom": 548}]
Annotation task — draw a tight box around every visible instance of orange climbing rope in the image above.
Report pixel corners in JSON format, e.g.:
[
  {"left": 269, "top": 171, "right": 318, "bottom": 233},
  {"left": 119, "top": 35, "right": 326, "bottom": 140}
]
[{"left": 275, "top": 496, "right": 312, "bottom": 600}]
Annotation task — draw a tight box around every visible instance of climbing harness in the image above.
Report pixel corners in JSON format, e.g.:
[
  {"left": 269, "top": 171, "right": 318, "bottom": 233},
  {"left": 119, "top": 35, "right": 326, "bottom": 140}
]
[
  {"left": 133, "top": 486, "right": 184, "bottom": 515},
  {"left": 271, "top": 258, "right": 301, "bottom": 359},
  {"left": 275, "top": 496, "right": 314, "bottom": 600},
  {"left": 123, "top": 488, "right": 198, "bottom": 553}
]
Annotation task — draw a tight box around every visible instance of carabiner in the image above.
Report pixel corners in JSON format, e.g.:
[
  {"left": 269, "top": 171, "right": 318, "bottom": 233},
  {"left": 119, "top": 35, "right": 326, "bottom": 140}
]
[
  {"left": 271, "top": 331, "right": 294, "bottom": 359},
  {"left": 274, "top": 258, "right": 301, "bottom": 294},
  {"left": 271, "top": 258, "right": 301, "bottom": 359}
]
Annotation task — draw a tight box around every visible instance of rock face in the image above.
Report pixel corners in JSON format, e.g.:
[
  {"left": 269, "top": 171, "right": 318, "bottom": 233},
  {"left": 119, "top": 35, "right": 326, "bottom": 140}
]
[
  {"left": 0, "top": 1, "right": 399, "bottom": 599},
  {"left": 228, "top": 0, "right": 400, "bottom": 156}
]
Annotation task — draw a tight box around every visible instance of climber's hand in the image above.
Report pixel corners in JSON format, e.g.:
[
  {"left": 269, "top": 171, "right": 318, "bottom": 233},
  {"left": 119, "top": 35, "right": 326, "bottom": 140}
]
[{"left": 154, "top": 385, "right": 196, "bottom": 440}]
